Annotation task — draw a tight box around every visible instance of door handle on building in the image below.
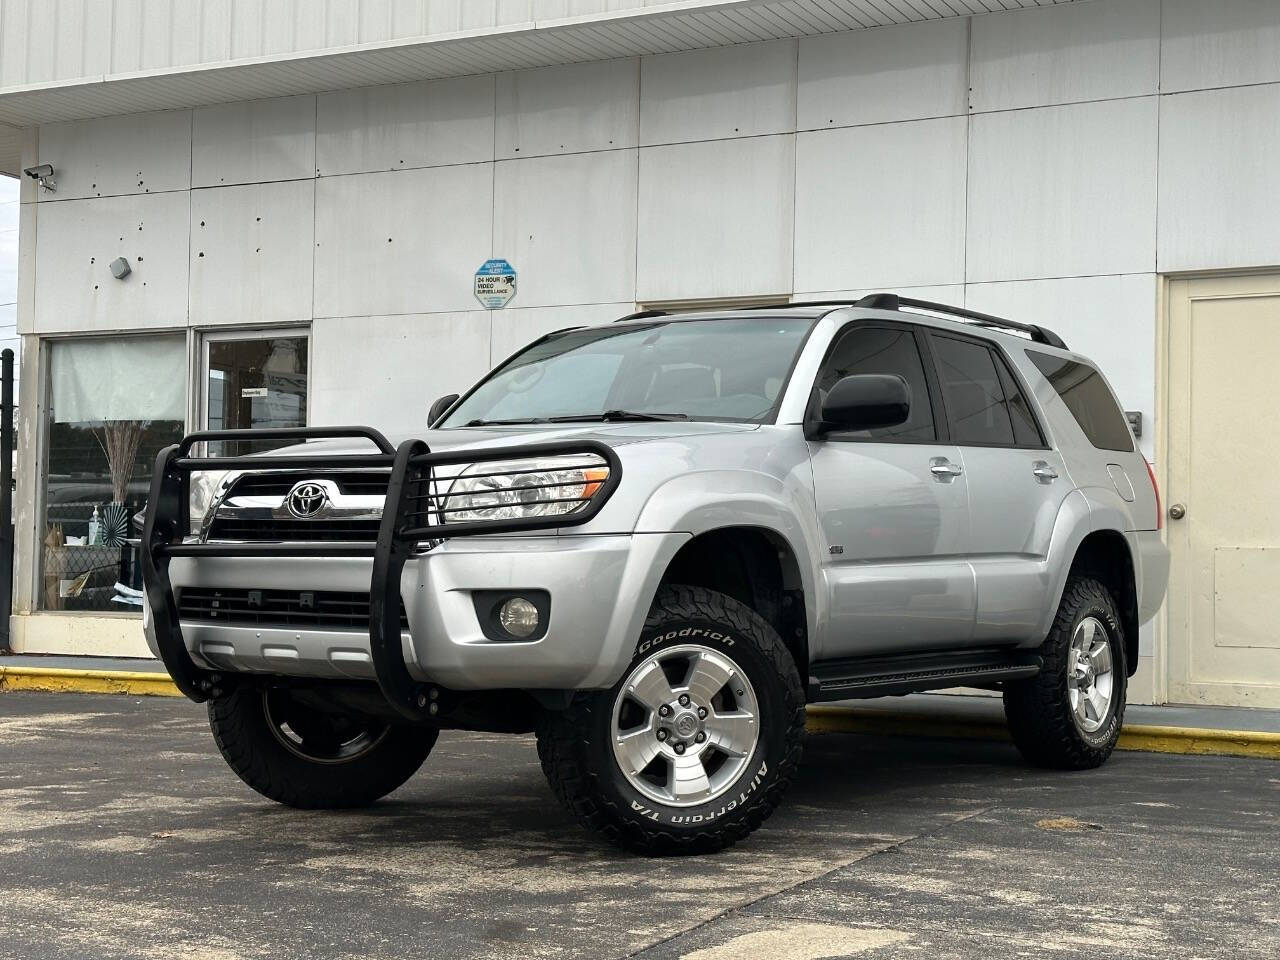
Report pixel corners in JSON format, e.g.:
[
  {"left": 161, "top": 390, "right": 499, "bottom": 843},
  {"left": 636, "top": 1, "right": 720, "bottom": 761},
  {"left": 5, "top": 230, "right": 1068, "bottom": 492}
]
[
  {"left": 930, "top": 457, "right": 963, "bottom": 482},
  {"left": 1032, "top": 461, "right": 1058, "bottom": 483}
]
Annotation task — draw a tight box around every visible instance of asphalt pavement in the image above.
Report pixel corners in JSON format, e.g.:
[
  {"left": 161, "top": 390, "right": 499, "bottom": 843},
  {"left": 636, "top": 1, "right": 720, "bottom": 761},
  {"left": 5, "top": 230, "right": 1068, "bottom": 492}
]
[{"left": 0, "top": 692, "right": 1276, "bottom": 960}]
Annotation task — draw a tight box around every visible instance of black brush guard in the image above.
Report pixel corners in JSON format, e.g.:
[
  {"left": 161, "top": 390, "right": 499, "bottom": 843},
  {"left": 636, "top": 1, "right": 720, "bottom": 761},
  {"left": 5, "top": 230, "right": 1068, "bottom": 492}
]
[{"left": 140, "top": 426, "right": 622, "bottom": 721}]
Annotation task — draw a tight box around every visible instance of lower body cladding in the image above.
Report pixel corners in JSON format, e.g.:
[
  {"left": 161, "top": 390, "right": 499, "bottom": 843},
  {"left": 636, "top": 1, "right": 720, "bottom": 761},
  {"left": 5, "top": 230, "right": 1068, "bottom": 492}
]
[{"left": 144, "top": 533, "right": 689, "bottom": 692}]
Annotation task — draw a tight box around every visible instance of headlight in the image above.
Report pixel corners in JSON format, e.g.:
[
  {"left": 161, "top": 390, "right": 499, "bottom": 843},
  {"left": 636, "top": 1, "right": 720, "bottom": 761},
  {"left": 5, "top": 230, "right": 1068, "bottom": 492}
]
[
  {"left": 440, "top": 456, "right": 610, "bottom": 524},
  {"left": 188, "top": 470, "right": 231, "bottom": 536}
]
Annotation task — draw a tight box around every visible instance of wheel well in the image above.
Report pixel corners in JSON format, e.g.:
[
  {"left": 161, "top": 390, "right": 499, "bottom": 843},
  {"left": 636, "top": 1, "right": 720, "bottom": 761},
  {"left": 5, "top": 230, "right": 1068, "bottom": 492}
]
[
  {"left": 660, "top": 527, "right": 808, "bottom": 673},
  {"left": 1068, "top": 531, "right": 1139, "bottom": 677}
]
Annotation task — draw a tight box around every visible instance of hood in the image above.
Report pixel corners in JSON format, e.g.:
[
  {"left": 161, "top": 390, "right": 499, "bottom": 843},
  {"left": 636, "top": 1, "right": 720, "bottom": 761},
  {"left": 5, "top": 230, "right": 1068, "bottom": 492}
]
[{"left": 246, "top": 421, "right": 759, "bottom": 460}]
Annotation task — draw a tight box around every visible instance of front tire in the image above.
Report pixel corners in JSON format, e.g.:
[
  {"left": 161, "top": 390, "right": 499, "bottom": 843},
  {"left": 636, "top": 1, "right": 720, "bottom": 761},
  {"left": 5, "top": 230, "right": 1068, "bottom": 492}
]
[
  {"left": 1004, "top": 576, "right": 1127, "bottom": 770},
  {"left": 537, "top": 585, "right": 805, "bottom": 855},
  {"left": 208, "top": 686, "right": 436, "bottom": 808}
]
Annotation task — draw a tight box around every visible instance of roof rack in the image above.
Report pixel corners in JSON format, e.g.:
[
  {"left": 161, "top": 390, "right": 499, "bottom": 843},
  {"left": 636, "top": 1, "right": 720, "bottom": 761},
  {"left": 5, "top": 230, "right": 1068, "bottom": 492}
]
[
  {"left": 741, "top": 294, "right": 1067, "bottom": 348},
  {"left": 611, "top": 297, "right": 1067, "bottom": 349},
  {"left": 871, "top": 294, "right": 1067, "bottom": 349},
  {"left": 614, "top": 309, "right": 669, "bottom": 323}
]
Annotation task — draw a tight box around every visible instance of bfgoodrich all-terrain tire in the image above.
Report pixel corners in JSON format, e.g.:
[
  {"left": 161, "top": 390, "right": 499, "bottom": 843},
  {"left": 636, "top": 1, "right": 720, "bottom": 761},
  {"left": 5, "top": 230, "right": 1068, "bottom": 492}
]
[
  {"left": 537, "top": 584, "right": 806, "bottom": 855},
  {"left": 208, "top": 686, "right": 436, "bottom": 809},
  {"left": 1004, "top": 576, "right": 1127, "bottom": 770}
]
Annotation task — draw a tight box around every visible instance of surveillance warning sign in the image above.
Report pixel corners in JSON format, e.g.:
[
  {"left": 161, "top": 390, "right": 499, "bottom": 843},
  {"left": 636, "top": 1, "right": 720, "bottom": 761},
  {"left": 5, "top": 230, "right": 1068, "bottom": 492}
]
[{"left": 474, "top": 259, "right": 517, "bottom": 309}]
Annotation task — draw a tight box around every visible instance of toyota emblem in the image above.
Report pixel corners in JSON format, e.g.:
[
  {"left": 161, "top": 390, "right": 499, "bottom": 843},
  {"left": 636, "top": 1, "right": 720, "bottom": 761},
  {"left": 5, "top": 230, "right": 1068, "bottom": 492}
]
[{"left": 286, "top": 481, "right": 329, "bottom": 519}]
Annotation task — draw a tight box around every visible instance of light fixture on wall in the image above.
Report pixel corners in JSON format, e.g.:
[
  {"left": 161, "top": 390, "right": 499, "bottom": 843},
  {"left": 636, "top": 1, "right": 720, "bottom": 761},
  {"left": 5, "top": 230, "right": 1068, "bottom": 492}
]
[
  {"left": 109, "top": 257, "right": 132, "bottom": 280},
  {"left": 22, "top": 163, "right": 56, "bottom": 193}
]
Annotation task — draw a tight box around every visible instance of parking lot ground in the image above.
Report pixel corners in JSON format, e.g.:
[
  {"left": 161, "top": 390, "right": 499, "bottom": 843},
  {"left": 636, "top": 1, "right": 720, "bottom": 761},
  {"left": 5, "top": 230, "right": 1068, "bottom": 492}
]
[{"left": 0, "top": 692, "right": 1277, "bottom": 960}]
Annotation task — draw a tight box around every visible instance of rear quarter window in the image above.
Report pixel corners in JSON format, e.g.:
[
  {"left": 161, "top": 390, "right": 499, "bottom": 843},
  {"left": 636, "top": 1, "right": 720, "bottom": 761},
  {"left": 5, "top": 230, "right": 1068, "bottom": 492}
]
[{"left": 1027, "top": 350, "right": 1133, "bottom": 452}]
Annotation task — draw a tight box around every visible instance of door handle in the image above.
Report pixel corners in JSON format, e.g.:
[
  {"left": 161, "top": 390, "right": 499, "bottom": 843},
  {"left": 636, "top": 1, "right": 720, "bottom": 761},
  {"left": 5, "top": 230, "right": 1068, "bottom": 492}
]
[
  {"left": 930, "top": 457, "right": 963, "bottom": 482},
  {"left": 1032, "top": 461, "right": 1058, "bottom": 483}
]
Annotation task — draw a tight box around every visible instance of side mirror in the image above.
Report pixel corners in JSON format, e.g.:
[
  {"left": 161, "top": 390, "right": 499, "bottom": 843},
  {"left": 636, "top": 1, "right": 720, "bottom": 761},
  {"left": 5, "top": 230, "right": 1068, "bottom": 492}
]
[
  {"left": 428, "top": 394, "right": 460, "bottom": 427},
  {"left": 810, "top": 374, "right": 910, "bottom": 437}
]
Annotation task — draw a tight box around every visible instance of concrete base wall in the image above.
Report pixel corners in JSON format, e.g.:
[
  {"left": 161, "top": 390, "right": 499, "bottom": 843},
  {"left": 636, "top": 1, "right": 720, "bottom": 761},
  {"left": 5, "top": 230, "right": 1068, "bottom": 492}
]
[{"left": 10, "top": 613, "right": 151, "bottom": 659}]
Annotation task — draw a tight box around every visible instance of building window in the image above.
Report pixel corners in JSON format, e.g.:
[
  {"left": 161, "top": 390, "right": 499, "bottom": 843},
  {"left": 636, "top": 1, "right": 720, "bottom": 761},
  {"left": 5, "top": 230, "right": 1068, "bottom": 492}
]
[
  {"left": 41, "top": 335, "right": 186, "bottom": 612},
  {"left": 201, "top": 332, "right": 308, "bottom": 456}
]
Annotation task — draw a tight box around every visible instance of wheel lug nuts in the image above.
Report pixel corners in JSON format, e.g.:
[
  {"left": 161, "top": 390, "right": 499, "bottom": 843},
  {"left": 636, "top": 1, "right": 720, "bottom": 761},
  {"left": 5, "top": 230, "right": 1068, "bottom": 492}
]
[
  {"left": 678, "top": 694, "right": 690, "bottom": 707},
  {"left": 656, "top": 729, "right": 668, "bottom": 741},
  {"left": 673, "top": 742, "right": 686, "bottom": 755},
  {"left": 697, "top": 707, "right": 707, "bottom": 719},
  {"left": 695, "top": 732, "right": 706, "bottom": 743},
  {"left": 658, "top": 705, "right": 671, "bottom": 717}
]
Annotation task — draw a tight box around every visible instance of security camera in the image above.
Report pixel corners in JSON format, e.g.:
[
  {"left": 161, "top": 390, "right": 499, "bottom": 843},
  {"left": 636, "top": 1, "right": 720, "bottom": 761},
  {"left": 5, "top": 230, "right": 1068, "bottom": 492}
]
[{"left": 22, "top": 163, "right": 55, "bottom": 192}]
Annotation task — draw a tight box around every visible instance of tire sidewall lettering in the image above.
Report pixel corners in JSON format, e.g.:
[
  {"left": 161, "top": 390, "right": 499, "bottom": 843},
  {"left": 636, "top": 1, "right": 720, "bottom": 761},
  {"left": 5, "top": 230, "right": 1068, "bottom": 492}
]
[
  {"left": 626, "top": 761, "right": 769, "bottom": 826},
  {"left": 637, "top": 626, "right": 736, "bottom": 657}
]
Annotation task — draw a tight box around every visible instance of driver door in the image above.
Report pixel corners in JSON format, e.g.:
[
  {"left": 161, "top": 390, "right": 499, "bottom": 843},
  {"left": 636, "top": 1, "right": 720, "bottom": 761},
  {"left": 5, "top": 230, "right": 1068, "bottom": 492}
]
[{"left": 807, "top": 322, "right": 975, "bottom": 658}]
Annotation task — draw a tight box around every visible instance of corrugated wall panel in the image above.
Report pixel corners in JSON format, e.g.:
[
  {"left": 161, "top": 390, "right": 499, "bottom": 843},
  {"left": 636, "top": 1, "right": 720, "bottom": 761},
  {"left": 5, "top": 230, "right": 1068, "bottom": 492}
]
[
  {"left": 0, "top": 0, "right": 1097, "bottom": 127},
  {"left": 1, "top": 0, "right": 1094, "bottom": 93}
]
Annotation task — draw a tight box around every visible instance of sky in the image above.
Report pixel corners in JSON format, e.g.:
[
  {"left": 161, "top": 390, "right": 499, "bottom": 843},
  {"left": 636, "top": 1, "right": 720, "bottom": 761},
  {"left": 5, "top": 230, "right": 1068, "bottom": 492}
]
[
  {"left": 0, "top": 174, "right": 16, "bottom": 340},
  {"left": 0, "top": 173, "right": 18, "bottom": 391}
]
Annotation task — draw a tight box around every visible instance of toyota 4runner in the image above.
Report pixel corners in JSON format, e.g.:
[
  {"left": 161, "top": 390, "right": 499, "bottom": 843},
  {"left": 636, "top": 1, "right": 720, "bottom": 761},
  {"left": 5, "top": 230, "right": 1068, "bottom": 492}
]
[{"left": 142, "top": 294, "right": 1169, "bottom": 855}]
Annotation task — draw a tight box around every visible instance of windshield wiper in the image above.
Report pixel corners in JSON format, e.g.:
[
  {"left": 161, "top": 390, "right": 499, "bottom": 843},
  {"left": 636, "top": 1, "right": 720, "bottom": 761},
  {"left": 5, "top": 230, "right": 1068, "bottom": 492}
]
[
  {"left": 463, "top": 417, "right": 551, "bottom": 427},
  {"left": 549, "top": 410, "right": 690, "bottom": 423}
]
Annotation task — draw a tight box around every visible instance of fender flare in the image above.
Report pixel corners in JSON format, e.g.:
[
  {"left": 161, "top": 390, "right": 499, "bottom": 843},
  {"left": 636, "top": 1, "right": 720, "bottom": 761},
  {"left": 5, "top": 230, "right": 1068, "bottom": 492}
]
[
  {"left": 634, "top": 470, "right": 826, "bottom": 655},
  {"left": 1036, "top": 486, "right": 1138, "bottom": 650}
]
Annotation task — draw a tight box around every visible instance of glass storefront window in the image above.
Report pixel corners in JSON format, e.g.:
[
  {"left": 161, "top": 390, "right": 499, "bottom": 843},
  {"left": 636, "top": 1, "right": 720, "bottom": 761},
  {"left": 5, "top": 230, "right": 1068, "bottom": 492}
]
[
  {"left": 204, "top": 335, "right": 307, "bottom": 456},
  {"left": 41, "top": 335, "right": 186, "bottom": 612}
]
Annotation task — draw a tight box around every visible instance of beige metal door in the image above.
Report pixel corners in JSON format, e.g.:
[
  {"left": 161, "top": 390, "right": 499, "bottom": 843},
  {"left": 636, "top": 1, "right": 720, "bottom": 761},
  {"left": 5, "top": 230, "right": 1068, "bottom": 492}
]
[{"left": 1167, "top": 274, "right": 1280, "bottom": 707}]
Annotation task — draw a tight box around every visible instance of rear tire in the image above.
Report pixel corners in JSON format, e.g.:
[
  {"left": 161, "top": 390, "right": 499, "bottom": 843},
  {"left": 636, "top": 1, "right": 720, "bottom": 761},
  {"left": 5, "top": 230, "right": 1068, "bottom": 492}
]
[
  {"left": 537, "top": 585, "right": 805, "bottom": 855},
  {"left": 1004, "top": 576, "right": 1127, "bottom": 770},
  {"left": 208, "top": 686, "right": 436, "bottom": 809}
]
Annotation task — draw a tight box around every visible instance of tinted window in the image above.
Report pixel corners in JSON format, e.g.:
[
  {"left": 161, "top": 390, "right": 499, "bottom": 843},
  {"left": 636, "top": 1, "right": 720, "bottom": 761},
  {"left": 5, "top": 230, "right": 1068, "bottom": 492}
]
[
  {"left": 1028, "top": 351, "right": 1134, "bottom": 452},
  {"left": 994, "top": 355, "right": 1045, "bottom": 447},
  {"left": 816, "top": 326, "right": 935, "bottom": 441},
  {"left": 930, "top": 335, "right": 1016, "bottom": 446}
]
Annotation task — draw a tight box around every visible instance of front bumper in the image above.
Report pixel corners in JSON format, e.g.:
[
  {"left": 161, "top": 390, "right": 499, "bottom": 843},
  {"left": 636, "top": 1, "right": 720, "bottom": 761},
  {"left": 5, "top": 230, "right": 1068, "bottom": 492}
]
[
  {"left": 140, "top": 426, "right": 634, "bottom": 722},
  {"left": 145, "top": 532, "right": 686, "bottom": 691}
]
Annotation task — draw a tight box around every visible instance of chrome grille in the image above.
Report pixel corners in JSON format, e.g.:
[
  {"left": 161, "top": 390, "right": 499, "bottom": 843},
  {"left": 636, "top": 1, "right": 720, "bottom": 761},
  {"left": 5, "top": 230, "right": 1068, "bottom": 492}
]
[
  {"left": 206, "top": 517, "right": 383, "bottom": 541},
  {"left": 204, "top": 470, "right": 388, "bottom": 543}
]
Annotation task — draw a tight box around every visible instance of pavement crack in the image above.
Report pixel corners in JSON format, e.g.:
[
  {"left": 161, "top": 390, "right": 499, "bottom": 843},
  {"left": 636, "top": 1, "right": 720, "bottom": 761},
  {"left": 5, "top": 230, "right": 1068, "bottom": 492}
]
[{"left": 623, "top": 805, "right": 995, "bottom": 959}]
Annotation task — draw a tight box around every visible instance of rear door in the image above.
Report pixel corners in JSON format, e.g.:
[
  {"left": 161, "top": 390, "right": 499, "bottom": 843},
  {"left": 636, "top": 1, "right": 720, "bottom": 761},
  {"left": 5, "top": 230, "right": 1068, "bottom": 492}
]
[
  {"left": 923, "top": 331, "right": 1068, "bottom": 643},
  {"left": 808, "top": 321, "right": 975, "bottom": 657}
]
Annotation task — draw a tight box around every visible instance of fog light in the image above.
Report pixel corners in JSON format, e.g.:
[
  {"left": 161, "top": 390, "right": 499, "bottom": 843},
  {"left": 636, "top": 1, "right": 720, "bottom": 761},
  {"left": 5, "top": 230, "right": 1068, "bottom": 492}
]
[{"left": 498, "top": 597, "right": 540, "bottom": 638}]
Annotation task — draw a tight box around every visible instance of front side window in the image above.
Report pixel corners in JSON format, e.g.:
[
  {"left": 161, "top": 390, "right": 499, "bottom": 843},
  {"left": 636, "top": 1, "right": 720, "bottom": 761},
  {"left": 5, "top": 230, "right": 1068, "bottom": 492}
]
[
  {"left": 41, "top": 336, "right": 187, "bottom": 612},
  {"left": 443, "top": 317, "right": 814, "bottom": 427},
  {"left": 1027, "top": 350, "right": 1133, "bottom": 452},
  {"left": 814, "top": 325, "right": 936, "bottom": 441}
]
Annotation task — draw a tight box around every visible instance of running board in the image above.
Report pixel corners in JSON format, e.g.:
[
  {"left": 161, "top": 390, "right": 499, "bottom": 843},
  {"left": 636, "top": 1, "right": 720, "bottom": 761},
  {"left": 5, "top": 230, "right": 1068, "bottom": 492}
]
[{"left": 808, "top": 648, "right": 1041, "bottom": 702}]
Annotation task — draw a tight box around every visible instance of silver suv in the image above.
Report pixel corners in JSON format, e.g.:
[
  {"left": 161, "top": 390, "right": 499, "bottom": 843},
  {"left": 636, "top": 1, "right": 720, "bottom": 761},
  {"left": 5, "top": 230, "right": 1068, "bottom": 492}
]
[{"left": 142, "top": 294, "right": 1168, "bottom": 855}]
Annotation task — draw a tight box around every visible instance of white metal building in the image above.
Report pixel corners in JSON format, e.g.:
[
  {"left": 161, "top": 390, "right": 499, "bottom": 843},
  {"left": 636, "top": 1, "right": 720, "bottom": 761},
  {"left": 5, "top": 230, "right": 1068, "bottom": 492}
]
[{"left": 1, "top": 0, "right": 1278, "bottom": 708}]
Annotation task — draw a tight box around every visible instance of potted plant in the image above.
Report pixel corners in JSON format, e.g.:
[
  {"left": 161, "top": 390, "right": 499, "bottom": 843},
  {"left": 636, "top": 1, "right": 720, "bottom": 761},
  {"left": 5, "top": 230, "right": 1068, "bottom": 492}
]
[{"left": 94, "top": 420, "right": 143, "bottom": 548}]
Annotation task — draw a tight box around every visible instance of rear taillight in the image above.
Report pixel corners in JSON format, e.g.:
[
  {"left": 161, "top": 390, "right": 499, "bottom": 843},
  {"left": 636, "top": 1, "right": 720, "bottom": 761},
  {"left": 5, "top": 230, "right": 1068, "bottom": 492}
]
[{"left": 1144, "top": 458, "right": 1161, "bottom": 530}]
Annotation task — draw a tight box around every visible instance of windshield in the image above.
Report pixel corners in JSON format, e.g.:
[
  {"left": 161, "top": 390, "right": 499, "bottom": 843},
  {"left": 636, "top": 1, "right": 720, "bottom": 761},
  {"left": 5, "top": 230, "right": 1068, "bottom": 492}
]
[{"left": 441, "top": 316, "right": 815, "bottom": 427}]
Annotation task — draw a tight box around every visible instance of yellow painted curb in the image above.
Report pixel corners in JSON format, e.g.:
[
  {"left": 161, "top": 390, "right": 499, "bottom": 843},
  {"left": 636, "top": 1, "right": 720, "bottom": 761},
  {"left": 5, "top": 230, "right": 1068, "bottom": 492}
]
[
  {"left": 0, "top": 665, "right": 182, "bottom": 698},
  {"left": 1118, "top": 724, "right": 1280, "bottom": 760},
  {"left": 805, "top": 706, "right": 1280, "bottom": 760}
]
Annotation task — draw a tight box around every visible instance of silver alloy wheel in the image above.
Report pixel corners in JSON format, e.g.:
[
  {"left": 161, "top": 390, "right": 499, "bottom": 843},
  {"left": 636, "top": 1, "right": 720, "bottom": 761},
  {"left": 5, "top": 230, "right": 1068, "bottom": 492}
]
[
  {"left": 611, "top": 644, "right": 760, "bottom": 808},
  {"left": 263, "top": 690, "right": 390, "bottom": 765},
  {"left": 1067, "top": 617, "right": 1115, "bottom": 734}
]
